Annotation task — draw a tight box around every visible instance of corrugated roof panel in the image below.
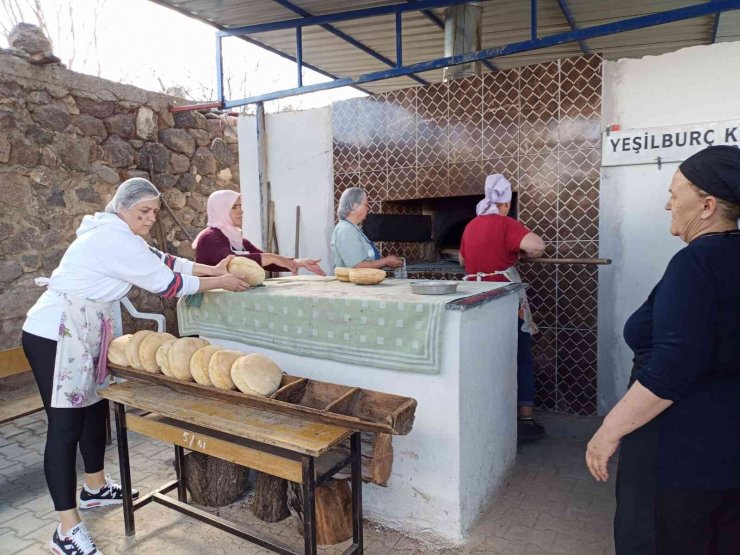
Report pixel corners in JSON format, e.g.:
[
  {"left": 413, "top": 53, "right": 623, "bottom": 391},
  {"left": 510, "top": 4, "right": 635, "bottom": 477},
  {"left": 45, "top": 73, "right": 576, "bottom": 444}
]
[{"left": 150, "top": 0, "right": 740, "bottom": 97}]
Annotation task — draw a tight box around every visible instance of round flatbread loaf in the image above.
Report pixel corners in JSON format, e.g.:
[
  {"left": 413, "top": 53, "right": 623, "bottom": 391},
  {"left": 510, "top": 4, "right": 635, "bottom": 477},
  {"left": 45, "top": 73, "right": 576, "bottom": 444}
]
[
  {"left": 231, "top": 353, "right": 283, "bottom": 397},
  {"left": 208, "top": 349, "right": 244, "bottom": 390},
  {"left": 125, "top": 330, "right": 155, "bottom": 369},
  {"left": 167, "top": 337, "right": 210, "bottom": 381},
  {"left": 156, "top": 339, "right": 178, "bottom": 376},
  {"left": 227, "top": 257, "right": 266, "bottom": 286},
  {"left": 107, "top": 334, "right": 132, "bottom": 367},
  {"left": 190, "top": 345, "right": 225, "bottom": 386},
  {"left": 334, "top": 267, "right": 351, "bottom": 282},
  {"left": 349, "top": 268, "right": 386, "bottom": 285},
  {"left": 138, "top": 332, "right": 176, "bottom": 373}
]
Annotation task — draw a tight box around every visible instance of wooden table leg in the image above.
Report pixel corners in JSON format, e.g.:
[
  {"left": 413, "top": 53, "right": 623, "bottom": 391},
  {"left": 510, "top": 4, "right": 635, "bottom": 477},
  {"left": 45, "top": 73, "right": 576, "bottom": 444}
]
[
  {"left": 301, "top": 455, "right": 317, "bottom": 555},
  {"left": 174, "top": 445, "right": 188, "bottom": 503},
  {"left": 113, "top": 402, "right": 135, "bottom": 536},
  {"left": 351, "top": 432, "right": 364, "bottom": 553}
]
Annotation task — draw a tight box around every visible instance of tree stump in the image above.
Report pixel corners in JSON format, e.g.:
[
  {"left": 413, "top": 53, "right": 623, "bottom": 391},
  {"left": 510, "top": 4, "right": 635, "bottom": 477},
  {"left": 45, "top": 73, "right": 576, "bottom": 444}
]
[
  {"left": 181, "top": 452, "right": 249, "bottom": 507},
  {"left": 252, "top": 472, "right": 290, "bottom": 522},
  {"left": 287, "top": 479, "right": 353, "bottom": 545},
  {"left": 336, "top": 432, "right": 394, "bottom": 486}
]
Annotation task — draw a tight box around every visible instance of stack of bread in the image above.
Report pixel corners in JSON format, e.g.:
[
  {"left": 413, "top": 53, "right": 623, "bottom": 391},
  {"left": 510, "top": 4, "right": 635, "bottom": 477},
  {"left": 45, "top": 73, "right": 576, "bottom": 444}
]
[{"left": 107, "top": 331, "right": 284, "bottom": 398}]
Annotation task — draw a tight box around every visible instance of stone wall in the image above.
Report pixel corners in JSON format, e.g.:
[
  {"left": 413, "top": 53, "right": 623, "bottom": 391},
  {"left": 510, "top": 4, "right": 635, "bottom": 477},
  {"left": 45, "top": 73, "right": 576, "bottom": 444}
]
[{"left": 0, "top": 51, "right": 240, "bottom": 349}]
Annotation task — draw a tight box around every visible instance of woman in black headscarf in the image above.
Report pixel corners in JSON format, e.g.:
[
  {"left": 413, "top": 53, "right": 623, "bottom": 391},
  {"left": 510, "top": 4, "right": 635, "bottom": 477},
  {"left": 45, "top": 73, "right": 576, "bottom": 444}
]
[{"left": 586, "top": 145, "right": 740, "bottom": 555}]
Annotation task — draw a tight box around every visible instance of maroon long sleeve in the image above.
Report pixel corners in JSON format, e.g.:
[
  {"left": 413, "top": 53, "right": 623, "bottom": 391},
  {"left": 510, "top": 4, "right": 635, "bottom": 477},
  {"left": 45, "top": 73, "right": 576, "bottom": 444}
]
[{"left": 194, "top": 228, "right": 286, "bottom": 272}]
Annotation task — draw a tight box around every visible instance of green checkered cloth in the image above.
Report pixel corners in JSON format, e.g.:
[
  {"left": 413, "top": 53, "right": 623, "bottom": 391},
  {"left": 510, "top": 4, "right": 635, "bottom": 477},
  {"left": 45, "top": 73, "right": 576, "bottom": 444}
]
[{"left": 177, "top": 278, "right": 502, "bottom": 374}]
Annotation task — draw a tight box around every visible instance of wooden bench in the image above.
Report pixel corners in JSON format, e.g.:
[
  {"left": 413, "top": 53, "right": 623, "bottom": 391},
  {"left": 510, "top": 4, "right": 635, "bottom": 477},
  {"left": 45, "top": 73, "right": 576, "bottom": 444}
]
[
  {"left": 0, "top": 346, "right": 111, "bottom": 443},
  {"left": 100, "top": 380, "right": 364, "bottom": 555}
]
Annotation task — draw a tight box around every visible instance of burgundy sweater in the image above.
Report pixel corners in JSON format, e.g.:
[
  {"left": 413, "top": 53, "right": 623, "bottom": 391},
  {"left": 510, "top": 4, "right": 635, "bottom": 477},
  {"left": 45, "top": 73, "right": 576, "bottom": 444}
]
[{"left": 194, "top": 227, "right": 287, "bottom": 272}]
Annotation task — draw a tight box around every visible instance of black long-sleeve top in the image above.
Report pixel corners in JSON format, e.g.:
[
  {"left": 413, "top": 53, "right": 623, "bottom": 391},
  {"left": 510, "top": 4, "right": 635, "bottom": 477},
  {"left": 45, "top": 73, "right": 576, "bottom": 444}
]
[{"left": 623, "top": 230, "right": 740, "bottom": 490}]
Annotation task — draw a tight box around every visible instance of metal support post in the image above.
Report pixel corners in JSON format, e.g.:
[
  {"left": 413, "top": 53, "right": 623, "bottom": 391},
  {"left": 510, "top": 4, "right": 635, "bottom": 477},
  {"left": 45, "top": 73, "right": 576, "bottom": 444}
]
[
  {"left": 215, "top": 35, "right": 224, "bottom": 107},
  {"left": 113, "top": 402, "right": 135, "bottom": 536},
  {"left": 296, "top": 27, "right": 303, "bottom": 87},
  {"left": 174, "top": 445, "right": 188, "bottom": 502},
  {"left": 351, "top": 432, "right": 364, "bottom": 551},
  {"left": 396, "top": 12, "right": 403, "bottom": 67},
  {"left": 301, "top": 456, "right": 318, "bottom": 555},
  {"left": 531, "top": 0, "right": 537, "bottom": 40}
]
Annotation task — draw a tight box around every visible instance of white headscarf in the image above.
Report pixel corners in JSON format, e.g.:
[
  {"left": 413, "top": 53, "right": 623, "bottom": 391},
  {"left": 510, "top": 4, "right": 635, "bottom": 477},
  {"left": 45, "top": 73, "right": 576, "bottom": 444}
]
[{"left": 475, "top": 174, "right": 513, "bottom": 216}]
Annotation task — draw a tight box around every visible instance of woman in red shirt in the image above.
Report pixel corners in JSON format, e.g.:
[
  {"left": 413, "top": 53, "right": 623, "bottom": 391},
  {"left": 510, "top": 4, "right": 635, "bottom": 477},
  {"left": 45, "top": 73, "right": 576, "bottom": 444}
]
[
  {"left": 193, "top": 190, "right": 324, "bottom": 276},
  {"left": 460, "top": 174, "right": 546, "bottom": 443}
]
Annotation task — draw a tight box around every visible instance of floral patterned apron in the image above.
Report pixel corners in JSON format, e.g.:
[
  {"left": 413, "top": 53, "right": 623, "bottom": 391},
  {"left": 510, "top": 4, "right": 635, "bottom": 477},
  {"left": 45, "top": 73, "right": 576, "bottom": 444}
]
[
  {"left": 463, "top": 266, "right": 539, "bottom": 335},
  {"left": 44, "top": 288, "right": 115, "bottom": 408}
]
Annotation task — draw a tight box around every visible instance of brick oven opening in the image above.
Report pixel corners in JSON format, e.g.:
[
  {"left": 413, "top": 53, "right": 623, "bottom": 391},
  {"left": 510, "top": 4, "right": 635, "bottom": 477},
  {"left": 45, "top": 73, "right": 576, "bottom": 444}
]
[{"left": 432, "top": 193, "right": 518, "bottom": 262}]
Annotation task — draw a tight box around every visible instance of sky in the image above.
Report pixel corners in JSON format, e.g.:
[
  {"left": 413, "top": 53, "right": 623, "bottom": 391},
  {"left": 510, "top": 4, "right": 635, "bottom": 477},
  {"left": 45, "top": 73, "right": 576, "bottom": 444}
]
[{"left": 0, "top": 0, "right": 364, "bottom": 112}]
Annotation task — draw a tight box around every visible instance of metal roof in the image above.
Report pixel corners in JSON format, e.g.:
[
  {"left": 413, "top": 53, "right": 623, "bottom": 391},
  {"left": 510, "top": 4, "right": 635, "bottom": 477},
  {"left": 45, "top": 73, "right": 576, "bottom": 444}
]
[{"left": 151, "top": 0, "right": 740, "bottom": 96}]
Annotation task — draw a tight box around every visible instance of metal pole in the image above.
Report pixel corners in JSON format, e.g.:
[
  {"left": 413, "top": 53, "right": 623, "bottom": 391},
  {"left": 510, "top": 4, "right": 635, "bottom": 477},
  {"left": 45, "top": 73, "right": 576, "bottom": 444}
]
[
  {"left": 395, "top": 11, "right": 403, "bottom": 67},
  {"left": 301, "top": 455, "right": 318, "bottom": 555},
  {"left": 256, "top": 102, "right": 270, "bottom": 249},
  {"left": 351, "top": 432, "right": 364, "bottom": 552},
  {"left": 215, "top": 34, "right": 224, "bottom": 107},
  {"left": 296, "top": 27, "right": 303, "bottom": 87},
  {"left": 531, "top": 0, "right": 537, "bottom": 40},
  {"left": 114, "top": 402, "right": 135, "bottom": 536},
  {"left": 174, "top": 445, "right": 188, "bottom": 502}
]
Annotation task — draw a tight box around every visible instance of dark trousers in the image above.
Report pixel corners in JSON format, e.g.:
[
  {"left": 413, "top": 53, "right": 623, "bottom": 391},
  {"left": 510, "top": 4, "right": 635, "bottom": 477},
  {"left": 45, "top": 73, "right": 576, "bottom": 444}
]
[
  {"left": 22, "top": 331, "right": 109, "bottom": 511},
  {"left": 655, "top": 487, "right": 740, "bottom": 555},
  {"left": 517, "top": 319, "right": 535, "bottom": 407}
]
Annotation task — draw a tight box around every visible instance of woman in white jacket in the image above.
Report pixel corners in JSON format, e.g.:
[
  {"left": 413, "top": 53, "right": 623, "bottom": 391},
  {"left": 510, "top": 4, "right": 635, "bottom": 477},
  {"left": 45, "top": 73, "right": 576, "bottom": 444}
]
[{"left": 22, "top": 178, "right": 248, "bottom": 555}]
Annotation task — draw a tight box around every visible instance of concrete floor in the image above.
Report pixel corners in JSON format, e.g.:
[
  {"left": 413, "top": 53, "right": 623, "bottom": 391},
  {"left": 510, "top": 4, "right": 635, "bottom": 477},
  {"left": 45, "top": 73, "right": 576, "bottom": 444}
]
[{"left": 0, "top": 411, "right": 617, "bottom": 554}]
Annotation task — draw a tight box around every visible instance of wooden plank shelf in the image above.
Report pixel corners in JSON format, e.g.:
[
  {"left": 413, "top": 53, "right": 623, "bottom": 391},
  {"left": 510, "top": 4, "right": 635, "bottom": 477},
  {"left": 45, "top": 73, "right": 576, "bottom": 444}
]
[{"left": 108, "top": 364, "right": 417, "bottom": 436}]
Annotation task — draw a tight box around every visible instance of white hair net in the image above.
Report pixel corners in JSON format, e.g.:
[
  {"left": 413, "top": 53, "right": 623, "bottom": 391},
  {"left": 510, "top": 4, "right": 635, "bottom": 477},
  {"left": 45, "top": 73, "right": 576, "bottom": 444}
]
[
  {"left": 105, "top": 178, "right": 160, "bottom": 214},
  {"left": 337, "top": 187, "right": 367, "bottom": 220}
]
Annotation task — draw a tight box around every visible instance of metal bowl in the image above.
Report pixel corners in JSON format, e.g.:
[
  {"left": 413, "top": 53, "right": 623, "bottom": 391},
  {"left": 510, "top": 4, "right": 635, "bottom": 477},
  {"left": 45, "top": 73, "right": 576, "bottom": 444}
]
[{"left": 409, "top": 280, "right": 459, "bottom": 295}]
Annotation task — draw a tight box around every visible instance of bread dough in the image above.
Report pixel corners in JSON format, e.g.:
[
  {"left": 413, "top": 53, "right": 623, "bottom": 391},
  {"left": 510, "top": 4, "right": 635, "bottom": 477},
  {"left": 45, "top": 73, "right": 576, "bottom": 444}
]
[
  {"left": 107, "top": 334, "right": 132, "bottom": 366},
  {"left": 227, "top": 257, "right": 266, "bottom": 286},
  {"left": 156, "top": 339, "right": 178, "bottom": 376},
  {"left": 167, "top": 337, "right": 210, "bottom": 381},
  {"left": 208, "top": 349, "right": 244, "bottom": 390},
  {"left": 231, "top": 353, "right": 283, "bottom": 397},
  {"left": 190, "top": 345, "right": 224, "bottom": 386},
  {"left": 334, "top": 267, "right": 351, "bottom": 282},
  {"left": 139, "top": 332, "right": 176, "bottom": 373},
  {"left": 125, "top": 330, "right": 155, "bottom": 369},
  {"left": 348, "top": 268, "right": 386, "bottom": 285}
]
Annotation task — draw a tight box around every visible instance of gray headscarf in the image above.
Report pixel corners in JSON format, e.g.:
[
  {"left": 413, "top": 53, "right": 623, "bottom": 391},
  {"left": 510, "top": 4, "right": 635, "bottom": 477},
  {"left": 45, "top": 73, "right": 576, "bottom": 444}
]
[
  {"left": 337, "top": 187, "right": 367, "bottom": 220},
  {"left": 105, "top": 178, "right": 160, "bottom": 214}
]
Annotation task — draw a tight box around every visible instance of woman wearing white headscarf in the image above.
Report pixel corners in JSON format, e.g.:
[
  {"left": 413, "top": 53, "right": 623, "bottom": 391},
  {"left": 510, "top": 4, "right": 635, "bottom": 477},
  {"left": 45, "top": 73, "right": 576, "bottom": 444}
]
[
  {"left": 460, "top": 174, "right": 546, "bottom": 443},
  {"left": 22, "top": 178, "right": 248, "bottom": 555}
]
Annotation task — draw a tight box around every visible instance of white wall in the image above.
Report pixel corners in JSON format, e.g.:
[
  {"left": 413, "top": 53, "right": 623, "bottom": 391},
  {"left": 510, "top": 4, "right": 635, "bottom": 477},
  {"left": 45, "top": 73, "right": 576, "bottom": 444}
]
[
  {"left": 598, "top": 41, "right": 740, "bottom": 412},
  {"left": 237, "top": 107, "right": 334, "bottom": 274}
]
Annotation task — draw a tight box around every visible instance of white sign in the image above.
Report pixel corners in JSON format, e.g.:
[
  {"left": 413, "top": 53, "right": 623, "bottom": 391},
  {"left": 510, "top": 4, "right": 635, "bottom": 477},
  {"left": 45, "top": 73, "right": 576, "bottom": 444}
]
[{"left": 602, "top": 120, "right": 740, "bottom": 167}]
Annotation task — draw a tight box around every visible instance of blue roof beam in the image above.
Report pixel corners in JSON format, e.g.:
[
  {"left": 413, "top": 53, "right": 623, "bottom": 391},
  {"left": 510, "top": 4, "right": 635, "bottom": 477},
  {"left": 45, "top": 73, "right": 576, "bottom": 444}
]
[
  {"left": 269, "top": 0, "right": 429, "bottom": 87},
  {"left": 556, "top": 0, "right": 591, "bottom": 54},
  {"left": 223, "top": 0, "right": 740, "bottom": 108},
  {"left": 220, "top": 0, "right": 491, "bottom": 37}
]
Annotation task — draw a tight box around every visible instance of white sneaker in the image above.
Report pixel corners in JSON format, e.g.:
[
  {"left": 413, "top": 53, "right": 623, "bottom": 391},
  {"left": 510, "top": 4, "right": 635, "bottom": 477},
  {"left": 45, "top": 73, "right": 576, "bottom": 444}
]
[
  {"left": 49, "top": 522, "right": 103, "bottom": 555},
  {"left": 79, "top": 473, "right": 139, "bottom": 509}
]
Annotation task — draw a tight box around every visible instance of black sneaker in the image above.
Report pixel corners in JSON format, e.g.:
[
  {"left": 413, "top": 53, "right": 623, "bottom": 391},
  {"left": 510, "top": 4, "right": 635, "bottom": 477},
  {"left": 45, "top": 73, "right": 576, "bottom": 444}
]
[
  {"left": 78, "top": 473, "right": 139, "bottom": 509},
  {"left": 518, "top": 418, "right": 545, "bottom": 444},
  {"left": 50, "top": 522, "right": 102, "bottom": 555}
]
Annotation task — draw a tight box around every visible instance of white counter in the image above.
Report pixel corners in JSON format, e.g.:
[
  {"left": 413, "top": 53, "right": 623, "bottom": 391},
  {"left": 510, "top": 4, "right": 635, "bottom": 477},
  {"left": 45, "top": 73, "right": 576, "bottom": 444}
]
[{"left": 194, "top": 283, "right": 521, "bottom": 542}]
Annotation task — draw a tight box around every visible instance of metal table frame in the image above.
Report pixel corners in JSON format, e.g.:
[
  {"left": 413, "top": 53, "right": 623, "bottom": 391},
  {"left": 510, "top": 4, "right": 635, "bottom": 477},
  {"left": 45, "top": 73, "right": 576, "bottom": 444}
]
[{"left": 112, "top": 401, "right": 364, "bottom": 555}]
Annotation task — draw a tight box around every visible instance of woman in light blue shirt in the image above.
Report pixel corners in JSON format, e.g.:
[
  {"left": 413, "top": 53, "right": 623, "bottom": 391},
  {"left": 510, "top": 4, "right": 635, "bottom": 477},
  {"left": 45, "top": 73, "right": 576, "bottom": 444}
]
[{"left": 330, "top": 187, "right": 404, "bottom": 270}]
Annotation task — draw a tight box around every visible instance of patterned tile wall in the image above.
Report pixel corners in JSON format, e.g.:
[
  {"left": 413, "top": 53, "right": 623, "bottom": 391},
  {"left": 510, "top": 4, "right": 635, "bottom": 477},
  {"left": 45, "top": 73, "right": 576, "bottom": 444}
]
[{"left": 332, "top": 54, "right": 603, "bottom": 415}]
